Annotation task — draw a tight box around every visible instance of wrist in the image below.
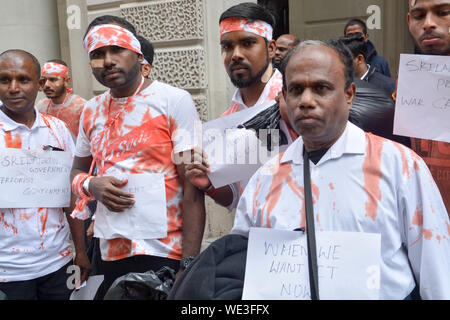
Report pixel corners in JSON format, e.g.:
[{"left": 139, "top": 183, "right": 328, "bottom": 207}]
[
  {"left": 179, "top": 256, "right": 196, "bottom": 271},
  {"left": 199, "top": 182, "right": 217, "bottom": 197}
]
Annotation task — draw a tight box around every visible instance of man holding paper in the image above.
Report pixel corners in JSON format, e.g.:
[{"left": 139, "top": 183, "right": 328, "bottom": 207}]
[
  {"left": 0, "top": 50, "right": 90, "bottom": 299},
  {"left": 185, "top": 3, "right": 296, "bottom": 211},
  {"left": 406, "top": 0, "right": 450, "bottom": 213},
  {"left": 231, "top": 40, "right": 450, "bottom": 299},
  {"left": 70, "top": 16, "right": 205, "bottom": 299}
]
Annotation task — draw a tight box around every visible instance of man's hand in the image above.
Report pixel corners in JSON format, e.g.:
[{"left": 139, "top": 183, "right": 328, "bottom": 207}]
[
  {"left": 73, "top": 251, "right": 92, "bottom": 287},
  {"left": 89, "top": 176, "right": 135, "bottom": 212},
  {"left": 184, "top": 147, "right": 211, "bottom": 191}
]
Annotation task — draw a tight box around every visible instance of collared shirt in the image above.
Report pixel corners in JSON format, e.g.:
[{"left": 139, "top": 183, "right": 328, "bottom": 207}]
[
  {"left": 231, "top": 122, "right": 450, "bottom": 299},
  {"left": 221, "top": 69, "right": 295, "bottom": 210},
  {"left": 0, "top": 107, "right": 74, "bottom": 282},
  {"left": 37, "top": 93, "right": 86, "bottom": 139},
  {"left": 360, "top": 64, "right": 371, "bottom": 80},
  {"left": 75, "top": 80, "right": 199, "bottom": 262}
]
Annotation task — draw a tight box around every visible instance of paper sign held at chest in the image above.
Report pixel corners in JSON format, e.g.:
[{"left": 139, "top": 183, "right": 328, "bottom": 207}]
[
  {"left": 394, "top": 54, "right": 450, "bottom": 143},
  {"left": 94, "top": 172, "right": 168, "bottom": 240},
  {"left": 243, "top": 228, "right": 381, "bottom": 300},
  {"left": 0, "top": 148, "right": 72, "bottom": 208}
]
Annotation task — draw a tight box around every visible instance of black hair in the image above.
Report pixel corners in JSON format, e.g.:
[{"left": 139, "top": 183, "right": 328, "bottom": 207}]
[
  {"left": 339, "top": 34, "right": 367, "bottom": 61},
  {"left": 219, "top": 2, "right": 276, "bottom": 29},
  {"left": 84, "top": 15, "right": 137, "bottom": 40},
  {"left": 0, "top": 49, "right": 41, "bottom": 78},
  {"left": 280, "top": 40, "right": 355, "bottom": 90},
  {"left": 136, "top": 35, "right": 154, "bottom": 65},
  {"left": 344, "top": 18, "right": 368, "bottom": 36},
  {"left": 46, "top": 59, "right": 68, "bottom": 67}
]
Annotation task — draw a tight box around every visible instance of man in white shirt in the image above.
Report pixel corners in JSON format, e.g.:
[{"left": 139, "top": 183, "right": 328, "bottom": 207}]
[
  {"left": 185, "top": 3, "right": 296, "bottom": 211},
  {"left": 231, "top": 40, "right": 450, "bottom": 299},
  {"left": 70, "top": 16, "right": 205, "bottom": 299},
  {"left": 0, "top": 49, "right": 90, "bottom": 299}
]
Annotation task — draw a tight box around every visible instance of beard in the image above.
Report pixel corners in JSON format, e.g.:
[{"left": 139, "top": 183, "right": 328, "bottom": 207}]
[{"left": 230, "top": 57, "right": 270, "bottom": 88}]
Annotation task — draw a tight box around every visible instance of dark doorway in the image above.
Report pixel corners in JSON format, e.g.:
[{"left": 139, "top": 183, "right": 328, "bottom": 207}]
[{"left": 258, "top": 0, "right": 289, "bottom": 40}]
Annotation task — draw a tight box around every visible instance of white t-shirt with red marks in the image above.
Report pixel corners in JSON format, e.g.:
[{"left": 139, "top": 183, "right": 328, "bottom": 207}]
[
  {"left": 231, "top": 122, "right": 450, "bottom": 299},
  {"left": 0, "top": 107, "right": 74, "bottom": 282},
  {"left": 75, "top": 80, "right": 199, "bottom": 262}
]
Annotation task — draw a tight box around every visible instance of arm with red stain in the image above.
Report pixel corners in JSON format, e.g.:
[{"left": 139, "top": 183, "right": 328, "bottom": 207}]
[
  {"left": 399, "top": 151, "right": 450, "bottom": 299},
  {"left": 176, "top": 155, "right": 206, "bottom": 278}
]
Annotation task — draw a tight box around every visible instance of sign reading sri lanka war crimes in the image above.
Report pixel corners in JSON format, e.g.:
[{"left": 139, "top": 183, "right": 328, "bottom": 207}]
[
  {"left": 0, "top": 149, "right": 72, "bottom": 208},
  {"left": 394, "top": 54, "right": 450, "bottom": 143}
]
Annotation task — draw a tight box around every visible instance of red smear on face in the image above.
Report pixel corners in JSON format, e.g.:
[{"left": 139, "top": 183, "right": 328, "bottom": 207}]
[
  {"left": 363, "top": 134, "right": 384, "bottom": 222},
  {"left": 4, "top": 131, "right": 22, "bottom": 148}
]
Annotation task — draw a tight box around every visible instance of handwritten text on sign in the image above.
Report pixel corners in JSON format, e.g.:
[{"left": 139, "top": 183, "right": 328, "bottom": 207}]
[
  {"left": 242, "top": 228, "right": 381, "bottom": 300},
  {"left": 0, "top": 149, "right": 72, "bottom": 208},
  {"left": 394, "top": 54, "right": 450, "bottom": 143}
]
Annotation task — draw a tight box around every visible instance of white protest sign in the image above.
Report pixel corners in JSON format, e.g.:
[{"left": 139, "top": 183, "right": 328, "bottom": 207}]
[
  {"left": 0, "top": 149, "right": 72, "bottom": 208},
  {"left": 243, "top": 228, "right": 381, "bottom": 300},
  {"left": 202, "top": 101, "right": 287, "bottom": 188},
  {"left": 394, "top": 54, "right": 450, "bottom": 143},
  {"left": 70, "top": 275, "right": 104, "bottom": 300},
  {"left": 94, "top": 172, "right": 168, "bottom": 240}
]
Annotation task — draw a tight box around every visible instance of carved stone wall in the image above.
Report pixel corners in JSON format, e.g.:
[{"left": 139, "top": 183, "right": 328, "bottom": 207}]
[
  {"left": 120, "top": 0, "right": 208, "bottom": 121},
  {"left": 121, "top": 0, "right": 204, "bottom": 43},
  {"left": 151, "top": 48, "right": 207, "bottom": 90}
]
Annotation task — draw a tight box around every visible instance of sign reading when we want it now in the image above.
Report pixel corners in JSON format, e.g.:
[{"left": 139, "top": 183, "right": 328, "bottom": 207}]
[
  {"left": 242, "top": 228, "right": 381, "bottom": 300},
  {"left": 394, "top": 54, "right": 450, "bottom": 143},
  {"left": 0, "top": 149, "right": 72, "bottom": 208}
]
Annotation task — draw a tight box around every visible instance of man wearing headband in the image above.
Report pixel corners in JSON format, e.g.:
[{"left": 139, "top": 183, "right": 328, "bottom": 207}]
[
  {"left": 69, "top": 16, "right": 205, "bottom": 299},
  {"left": 37, "top": 59, "right": 86, "bottom": 139},
  {"left": 185, "top": 3, "right": 296, "bottom": 212}
]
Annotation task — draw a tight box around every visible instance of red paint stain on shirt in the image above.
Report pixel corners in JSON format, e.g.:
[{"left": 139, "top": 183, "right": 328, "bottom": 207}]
[
  {"left": 423, "top": 229, "right": 433, "bottom": 240},
  {"left": 393, "top": 143, "right": 410, "bottom": 179},
  {"left": 412, "top": 207, "right": 423, "bottom": 227},
  {"left": 363, "top": 134, "right": 384, "bottom": 222},
  {"left": 329, "top": 183, "right": 335, "bottom": 190},
  {"left": 4, "top": 132, "right": 22, "bottom": 148},
  {"left": 106, "top": 238, "right": 132, "bottom": 261},
  {"left": 0, "top": 212, "right": 18, "bottom": 234},
  {"left": 38, "top": 208, "right": 49, "bottom": 238}
]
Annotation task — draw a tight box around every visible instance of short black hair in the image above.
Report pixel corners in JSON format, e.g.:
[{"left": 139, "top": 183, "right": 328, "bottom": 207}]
[
  {"left": 46, "top": 59, "right": 68, "bottom": 67},
  {"left": 219, "top": 2, "right": 276, "bottom": 29},
  {"left": 0, "top": 49, "right": 41, "bottom": 78},
  {"left": 339, "top": 34, "right": 367, "bottom": 61},
  {"left": 136, "top": 35, "right": 154, "bottom": 65},
  {"left": 344, "top": 18, "right": 368, "bottom": 36},
  {"left": 84, "top": 15, "right": 137, "bottom": 40},
  {"left": 280, "top": 40, "right": 355, "bottom": 90}
]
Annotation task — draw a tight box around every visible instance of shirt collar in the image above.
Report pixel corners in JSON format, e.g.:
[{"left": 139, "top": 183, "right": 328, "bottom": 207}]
[
  {"left": 281, "top": 121, "right": 366, "bottom": 165},
  {"left": 0, "top": 105, "right": 46, "bottom": 131},
  {"left": 231, "top": 69, "right": 283, "bottom": 110},
  {"left": 361, "top": 64, "right": 371, "bottom": 80}
]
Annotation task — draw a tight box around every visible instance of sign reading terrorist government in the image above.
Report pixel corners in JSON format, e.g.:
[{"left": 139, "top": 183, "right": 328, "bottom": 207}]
[{"left": 0, "top": 149, "right": 72, "bottom": 208}]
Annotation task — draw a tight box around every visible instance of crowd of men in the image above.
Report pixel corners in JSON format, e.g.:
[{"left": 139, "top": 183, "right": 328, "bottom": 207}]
[{"left": 0, "top": 0, "right": 448, "bottom": 300}]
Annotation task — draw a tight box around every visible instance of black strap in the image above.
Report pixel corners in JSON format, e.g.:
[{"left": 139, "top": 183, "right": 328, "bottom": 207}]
[{"left": 303, "top": 148, "right": 320, "bottom": 300}]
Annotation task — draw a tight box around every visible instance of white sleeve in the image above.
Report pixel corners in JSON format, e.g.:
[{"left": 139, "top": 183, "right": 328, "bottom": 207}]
[
  {"left": 74, "top": 107, "right": 92, "bottom": 158},
  {"left": 399, "top": 155, "right": 450, "bottom": 299},
  {"left": 230, "top": 177, "right": 257, "bottom": 237},
  {"left": 168, "top": 91, "right": 200, "bottom": 154}
]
